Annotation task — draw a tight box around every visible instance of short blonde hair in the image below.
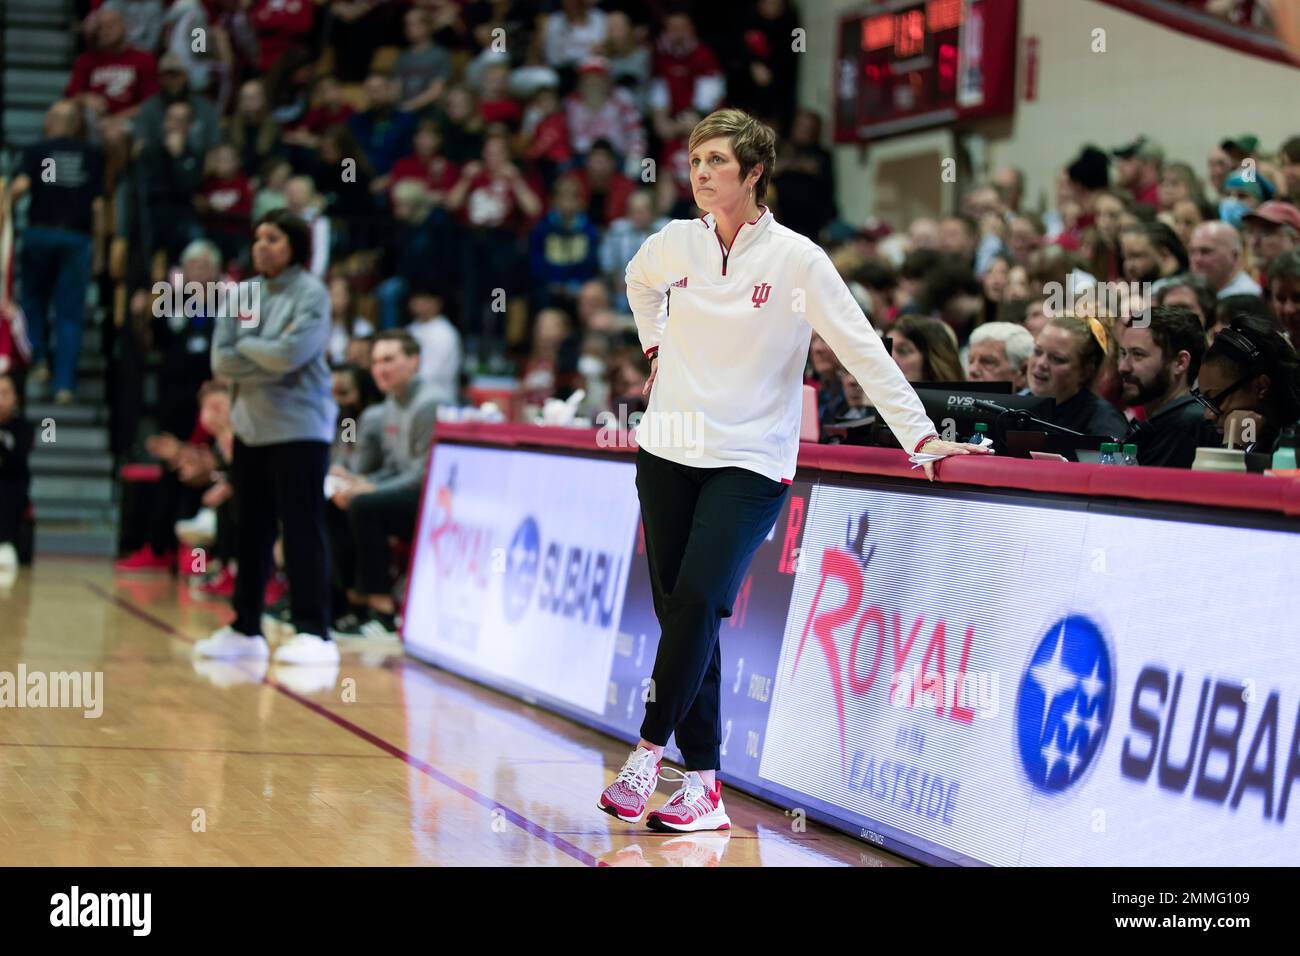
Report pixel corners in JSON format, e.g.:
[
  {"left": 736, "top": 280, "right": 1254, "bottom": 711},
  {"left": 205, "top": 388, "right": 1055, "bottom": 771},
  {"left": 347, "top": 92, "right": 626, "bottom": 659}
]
[
  {"left": 687, "top": 108, "right": 777, "bottom": 203},
  {"left": 1048, "top": 313, "right": 1113, "bottom": 380}
]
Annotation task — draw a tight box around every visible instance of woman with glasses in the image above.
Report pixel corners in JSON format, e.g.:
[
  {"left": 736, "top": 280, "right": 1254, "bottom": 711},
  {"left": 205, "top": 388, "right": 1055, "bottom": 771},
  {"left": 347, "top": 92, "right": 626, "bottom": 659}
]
[{"left": 1193, "top": 314, "right": 1300, "bottom": 453}]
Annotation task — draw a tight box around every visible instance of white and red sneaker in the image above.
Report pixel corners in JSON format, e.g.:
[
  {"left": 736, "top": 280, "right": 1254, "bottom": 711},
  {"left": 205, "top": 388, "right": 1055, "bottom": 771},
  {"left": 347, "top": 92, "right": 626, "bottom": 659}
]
[
  {"left": 646, "top": 769, "right": 731, "bottom": 833},
  {"left": 598, "top": 746, "right": 662, "bottom": 824}
]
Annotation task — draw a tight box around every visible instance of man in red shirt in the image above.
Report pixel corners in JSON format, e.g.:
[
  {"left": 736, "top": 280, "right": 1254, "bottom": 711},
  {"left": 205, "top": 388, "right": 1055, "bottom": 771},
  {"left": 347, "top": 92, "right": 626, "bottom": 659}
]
[
  {"left": 446, "top": 134, "right": 544, "bottom": 361},
  {"left": 195, "top": 143, "right": 253, "bottom": 266},
  {"left": 1112, "top": 136, "right": 1163, "bottom": 210},
  {"left": 64, "top": 6, "right": 158, "bottom": 184},
  {"left": 389, "top": 120, "right": 459, "bottom": 203},
  {"left": 250, "top": 0, "right": 315, "bottom": 74},
  {"left": 649, "top": 11, "right": 724, "bottom": 141},
  {"left": 448, "top": 134, "right": 543, "bottom": 231}
]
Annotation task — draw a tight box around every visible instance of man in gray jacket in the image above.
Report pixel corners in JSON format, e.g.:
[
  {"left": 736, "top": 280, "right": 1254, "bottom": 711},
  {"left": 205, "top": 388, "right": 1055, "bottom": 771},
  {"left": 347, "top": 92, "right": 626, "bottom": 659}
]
[
  {"left": 328, "top": 330, "right": 440, "bottom": 638},
  {"left": 195, "top": 209, "right": 339, "bottom": 666}
]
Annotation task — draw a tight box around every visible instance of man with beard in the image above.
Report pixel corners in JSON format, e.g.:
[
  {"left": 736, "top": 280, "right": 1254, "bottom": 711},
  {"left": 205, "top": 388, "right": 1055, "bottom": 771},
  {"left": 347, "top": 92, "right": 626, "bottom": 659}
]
[{"left": 1117, "top": 306, "right": 1211, "bottom": 468}]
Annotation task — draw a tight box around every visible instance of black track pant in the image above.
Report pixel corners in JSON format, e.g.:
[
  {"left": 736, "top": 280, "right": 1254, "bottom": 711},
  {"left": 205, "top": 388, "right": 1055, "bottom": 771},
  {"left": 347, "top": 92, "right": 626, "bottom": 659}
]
[
  {"left": 230, "top": 438, "right": 331, "bottom": 638},
  {"left": 148, "top": 469, "right": 201, "bottom": 557},
  {"left": 635, "top": 447, "right": 788, "bottom": 771},
  {"left": 349, "top": 485, "right": 421, "bottom": 596},
  {"left": 0, "top": 477, "right": 28, "bottom": 544}
]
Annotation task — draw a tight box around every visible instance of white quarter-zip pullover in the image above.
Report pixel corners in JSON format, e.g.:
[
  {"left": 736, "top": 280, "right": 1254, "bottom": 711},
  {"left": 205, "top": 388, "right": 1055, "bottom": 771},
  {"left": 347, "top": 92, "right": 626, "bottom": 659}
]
[{"left": 626, "top": 206, "right": 938, "bottom": 482}]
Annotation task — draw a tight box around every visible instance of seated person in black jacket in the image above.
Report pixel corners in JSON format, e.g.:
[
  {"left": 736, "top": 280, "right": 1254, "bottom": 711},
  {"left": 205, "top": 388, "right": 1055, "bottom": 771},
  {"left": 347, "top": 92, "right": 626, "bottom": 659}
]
[
  {"left": 1029, "top": 314, "right": 1129, "bottom": 439},
  {"left": 1194, "top": 314, "right": 1300, "bottom": 455},
  {"left": 150, "top": 239, "right": 221, "bottom": 438},
  {"left": 1117, "top": 306, "right": 1215, "bottom": 468},
  {"left": 0, "top": 373, "right": 33, "bottom": 571}
]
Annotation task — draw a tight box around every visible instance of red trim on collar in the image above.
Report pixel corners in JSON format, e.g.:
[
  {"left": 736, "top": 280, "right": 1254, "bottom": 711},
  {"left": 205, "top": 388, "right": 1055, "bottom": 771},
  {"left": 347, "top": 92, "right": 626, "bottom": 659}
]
[
  {"left": 717, "top": 206, "right": 769, "bottom": 254},
  {"left": 699, "top": 205, "right": 770, "bottom": 232}
]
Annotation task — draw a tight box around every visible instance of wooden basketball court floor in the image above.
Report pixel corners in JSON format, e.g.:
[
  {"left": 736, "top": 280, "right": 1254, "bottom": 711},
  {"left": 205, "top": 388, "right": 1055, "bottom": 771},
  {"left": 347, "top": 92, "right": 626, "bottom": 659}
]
[{"left": 0, "top": 558, "right": 911, "bottom": 867}]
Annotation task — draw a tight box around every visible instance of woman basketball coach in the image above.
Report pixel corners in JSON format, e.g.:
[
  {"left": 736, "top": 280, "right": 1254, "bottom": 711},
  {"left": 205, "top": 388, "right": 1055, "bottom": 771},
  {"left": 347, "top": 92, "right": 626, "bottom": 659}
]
[
  {"left": 598, "top": 109, "right": 990, "bottom": 832},
  {"left": 195, "top": 209, "right": 339, "bottom": 666}
]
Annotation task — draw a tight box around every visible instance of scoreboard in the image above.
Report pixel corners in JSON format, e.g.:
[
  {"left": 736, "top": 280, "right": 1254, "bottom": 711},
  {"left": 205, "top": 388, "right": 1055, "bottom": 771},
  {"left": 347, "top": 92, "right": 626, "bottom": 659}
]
[{"left": 834, "top": 0, "right": 1019, "bottom": 142}]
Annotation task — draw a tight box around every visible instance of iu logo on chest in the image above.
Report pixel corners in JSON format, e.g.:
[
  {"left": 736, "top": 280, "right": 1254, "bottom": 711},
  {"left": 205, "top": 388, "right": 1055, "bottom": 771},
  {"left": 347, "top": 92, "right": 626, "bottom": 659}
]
[{"left": 668, "top": 278, "right": 776, "bottom": 315}]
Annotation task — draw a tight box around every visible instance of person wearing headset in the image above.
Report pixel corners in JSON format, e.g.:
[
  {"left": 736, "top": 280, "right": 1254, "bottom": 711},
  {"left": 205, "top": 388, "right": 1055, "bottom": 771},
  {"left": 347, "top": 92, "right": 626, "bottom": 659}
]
[{"left": 1192, "top": 312, "right": 1300, "bottom": 454}]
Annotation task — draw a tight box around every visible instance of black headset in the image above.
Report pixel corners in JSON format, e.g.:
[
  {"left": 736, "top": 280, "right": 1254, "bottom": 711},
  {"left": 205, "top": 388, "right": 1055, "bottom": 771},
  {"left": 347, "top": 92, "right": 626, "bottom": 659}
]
[{"left": 1208, "top": 324, "right": 1265, "bottom": 372}]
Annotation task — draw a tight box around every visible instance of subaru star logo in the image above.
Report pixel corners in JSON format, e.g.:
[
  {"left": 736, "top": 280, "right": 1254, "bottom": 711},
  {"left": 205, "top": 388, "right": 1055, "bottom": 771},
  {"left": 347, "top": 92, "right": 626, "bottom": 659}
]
[
  {"left": 502, "top": 517, "right": 541, "bottom": 623},
  {"left": 1016, "top": 615, "right": 1113, "bottom": 793}
]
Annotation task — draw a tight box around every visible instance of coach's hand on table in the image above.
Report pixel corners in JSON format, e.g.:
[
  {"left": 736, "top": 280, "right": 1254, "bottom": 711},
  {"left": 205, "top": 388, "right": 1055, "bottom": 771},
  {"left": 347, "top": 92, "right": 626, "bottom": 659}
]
[{"left": 914, "top": 437, "right": 994, "bottom": 482}]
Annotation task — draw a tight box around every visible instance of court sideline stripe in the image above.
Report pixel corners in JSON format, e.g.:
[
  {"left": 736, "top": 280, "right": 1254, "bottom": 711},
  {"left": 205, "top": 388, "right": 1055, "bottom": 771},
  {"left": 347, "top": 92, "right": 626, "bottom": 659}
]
[
  {"left": 85, "top": 581, "right": 602, "bottom": 868},
  {"left": 0, "top": 740, "right": 398, "bottom": 760}
]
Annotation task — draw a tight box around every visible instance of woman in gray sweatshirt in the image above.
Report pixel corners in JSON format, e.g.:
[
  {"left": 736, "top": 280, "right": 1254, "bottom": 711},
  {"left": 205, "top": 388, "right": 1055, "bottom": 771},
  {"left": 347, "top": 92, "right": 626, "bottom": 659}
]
[{"left": 195, "top": 209, "right": 340, "bottom": 666}]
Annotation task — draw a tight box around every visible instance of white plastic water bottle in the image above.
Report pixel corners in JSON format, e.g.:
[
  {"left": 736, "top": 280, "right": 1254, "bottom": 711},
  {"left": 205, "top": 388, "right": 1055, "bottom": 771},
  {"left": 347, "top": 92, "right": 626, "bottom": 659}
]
[
  {"left": 1121, "top": 443, "right": 1138, "bottom": 466},
  {"left": 1099, "top": 442, "right": 1118, "bottom": 465}
]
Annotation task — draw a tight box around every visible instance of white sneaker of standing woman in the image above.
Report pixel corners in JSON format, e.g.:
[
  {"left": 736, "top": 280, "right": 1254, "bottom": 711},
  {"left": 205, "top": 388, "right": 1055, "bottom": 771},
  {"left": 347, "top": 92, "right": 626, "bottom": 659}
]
[
  {"left": 193, "top": 625, "right": 270, "bottom": 660},
  {"left": 272, "top": 632, "right": 341, "bottom": 665}
]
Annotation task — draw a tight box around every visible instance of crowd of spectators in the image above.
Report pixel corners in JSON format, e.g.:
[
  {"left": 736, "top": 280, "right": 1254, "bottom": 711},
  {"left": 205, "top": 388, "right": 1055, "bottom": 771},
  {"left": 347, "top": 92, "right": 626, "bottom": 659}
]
[
  {"left": 4, "top": 0, "right": 811, "bottom": 406},
  {"left": 1, "top": 0, "right": 813, "bottom": 630},
  {"left": 806, "top": 128, "right": 1300, "bottom": 469},
  {"left": 3, "top": 0, "right": 1300, "bottom": 624}
]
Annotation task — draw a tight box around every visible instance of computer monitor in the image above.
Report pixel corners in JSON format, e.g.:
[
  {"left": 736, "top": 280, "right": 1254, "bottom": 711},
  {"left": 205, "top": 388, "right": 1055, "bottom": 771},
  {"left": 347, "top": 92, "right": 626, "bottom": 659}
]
[{"left": 910, "top": 387, "right": 1057, "bottom": 451}]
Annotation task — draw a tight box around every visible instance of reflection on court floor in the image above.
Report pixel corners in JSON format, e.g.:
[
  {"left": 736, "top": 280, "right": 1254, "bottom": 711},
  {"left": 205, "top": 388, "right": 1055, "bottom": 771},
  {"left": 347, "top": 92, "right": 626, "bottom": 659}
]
[{"left": 0, "top": 559, "right": 909, "bottom": 867}]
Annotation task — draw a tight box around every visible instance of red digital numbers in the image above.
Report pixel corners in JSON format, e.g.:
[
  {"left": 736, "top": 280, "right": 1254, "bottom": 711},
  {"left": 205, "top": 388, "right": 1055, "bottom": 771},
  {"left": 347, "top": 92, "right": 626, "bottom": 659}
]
[
  {"left": 894, "top": 9, "right": 925, "bottom": 58},
  {"left": 926, "top": 0, "right": 963, "bottom": 33},
  {"left": 862, "top": 14, "right": 893, "bottom": 51}
]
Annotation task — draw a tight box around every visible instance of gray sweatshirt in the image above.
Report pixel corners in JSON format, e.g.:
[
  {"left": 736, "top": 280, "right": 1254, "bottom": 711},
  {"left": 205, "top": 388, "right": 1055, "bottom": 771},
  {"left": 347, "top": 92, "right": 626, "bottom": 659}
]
[
  {"left": 353, "top": 376, "right": 440, "bottom": 494},
  {"left": 211, "top": 265, "right": 337, "bottom": 446}
]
